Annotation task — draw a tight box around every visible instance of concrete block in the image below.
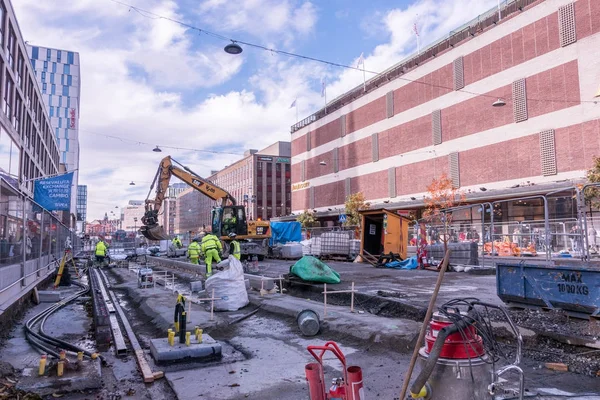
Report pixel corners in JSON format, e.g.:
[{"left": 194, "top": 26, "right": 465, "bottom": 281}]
[
  {"left": 190, "top": 280, "right": 204, "bottom": 292},
  {"left": 245, "top": 274, "right": 275, "bottom": 291},
  {"left": 17, "top": 359, "right": 102, "bottom": 397},
  {"left": 149, "top": 333, "right": 221, "bottom": 363},
  {"left": 37, "top": 291, "right": 62, "bottom": 303}
]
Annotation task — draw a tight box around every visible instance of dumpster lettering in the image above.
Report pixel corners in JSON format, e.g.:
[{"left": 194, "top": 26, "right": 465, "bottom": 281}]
[{"left": 557, "top": 273, "right": 588, "bottom": 295}]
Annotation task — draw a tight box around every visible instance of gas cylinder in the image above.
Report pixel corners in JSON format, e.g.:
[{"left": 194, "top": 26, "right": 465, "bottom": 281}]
[{"left": 416, "top": 312, "right": 492, "bottom": 400}]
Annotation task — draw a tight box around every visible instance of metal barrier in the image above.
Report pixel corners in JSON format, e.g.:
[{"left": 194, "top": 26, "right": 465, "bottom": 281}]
[{"left": 0, "top": 178, "right": 80, "bottom": 310}]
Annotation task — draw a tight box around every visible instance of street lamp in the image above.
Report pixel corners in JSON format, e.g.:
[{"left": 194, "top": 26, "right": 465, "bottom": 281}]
[
  {"left": 133, "top": 217, "right": 138, "bottom": 234},
  {"left": 224, "top": 41, "right": 243, "bottom": 55},
  {"left": 492, "top": 98, "right": 506, "bottom": 107},
  {"left": 153, "top": 146, "right": 162, "bottom": 152},
  {"left": 129, "top": 181, "right": 135, "bottom": 186}
]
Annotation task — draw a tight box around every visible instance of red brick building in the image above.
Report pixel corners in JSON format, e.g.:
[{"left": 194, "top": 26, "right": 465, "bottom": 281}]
[{"left": 291, "top": 0, "right": 600, "bottom": 222}]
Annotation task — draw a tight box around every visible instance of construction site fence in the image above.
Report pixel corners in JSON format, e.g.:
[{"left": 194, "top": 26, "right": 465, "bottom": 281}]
[
  {"left": 0, "top": 178, "right": 81, "bottom": 307},
  {"left": 415, "top": 184, "right": 600, "bottom": 263}
]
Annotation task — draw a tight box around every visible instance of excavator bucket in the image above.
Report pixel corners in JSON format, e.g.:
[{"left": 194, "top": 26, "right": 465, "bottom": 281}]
[{"left": 140, "top": 224, "right": 169, "bottom": 241}]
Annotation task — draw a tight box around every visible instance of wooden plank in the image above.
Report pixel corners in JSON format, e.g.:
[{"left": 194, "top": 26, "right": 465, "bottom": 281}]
[{"left": 135, "top": 349, "right": 155, "bottom": 383}]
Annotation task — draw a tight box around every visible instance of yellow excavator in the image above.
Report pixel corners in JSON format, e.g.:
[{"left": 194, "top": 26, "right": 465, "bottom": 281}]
[{"left": 140, "top": 156, "right": 271, "bottom": 259}]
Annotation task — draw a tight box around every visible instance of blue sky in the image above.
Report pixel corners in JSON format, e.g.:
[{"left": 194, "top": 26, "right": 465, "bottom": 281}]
[{"left": 14, "top": 0, "right": 499, "bottom": 219}]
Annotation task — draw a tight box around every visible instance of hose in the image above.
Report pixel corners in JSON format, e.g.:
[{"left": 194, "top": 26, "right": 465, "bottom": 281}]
[
  {"left": 24, "top": 279, "right": 103, "bottom": 360},
  {"left": 410, "top": 318, "right": 472, "bottom": 397}
]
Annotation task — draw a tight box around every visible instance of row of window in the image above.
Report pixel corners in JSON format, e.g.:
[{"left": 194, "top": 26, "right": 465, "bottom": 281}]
[
  {"left": 39, "top": 71, "right": 74, "bottom": 86},
  {"left": 31, "top": 46, "right": 75, "bottom": 65},
  {"left": 49, "top": 107, "right": 76, "bottom": 120},
  {"left": 55, "top": 137, "right": 70, "bottom": 151},
  {"left": 31, "top": 59, "right": 72, "bottom": 75},
  {"left": 41, "top": 83, "right": 70, "bottom": 96}
]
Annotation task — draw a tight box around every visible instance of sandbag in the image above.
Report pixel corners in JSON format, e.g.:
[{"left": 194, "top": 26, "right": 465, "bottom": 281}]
[
  {"left": 290, "top": 256, "right": 341, "bottom": 284},
  {"left": 205, "top": 256, "right": 249, "bottom": 311}
]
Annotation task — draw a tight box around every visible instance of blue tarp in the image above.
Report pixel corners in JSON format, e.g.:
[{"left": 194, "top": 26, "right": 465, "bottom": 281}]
[
  {"left": 385, "top": 256, "right": 418, "bottom": 270},
  {"left": 270, "top": 222, "right": 302, "bottom": 246}
]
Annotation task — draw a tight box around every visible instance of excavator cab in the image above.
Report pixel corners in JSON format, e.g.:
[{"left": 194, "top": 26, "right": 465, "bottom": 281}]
[{"left": 212, "top": 206, "right": 248, "bottom": 238}]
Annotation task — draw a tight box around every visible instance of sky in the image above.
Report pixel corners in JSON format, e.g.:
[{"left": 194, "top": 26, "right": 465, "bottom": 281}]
[{"left": 13, "top": 0, "right": 499, "bottom": 221}]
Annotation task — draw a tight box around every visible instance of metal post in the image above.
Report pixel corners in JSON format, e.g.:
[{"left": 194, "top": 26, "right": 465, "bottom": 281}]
[
  {"left": 543, "top": 196, "right": 551, "bottom": 262},
  {"left": 38, "top": 211, "right": 44, "bottom": 277},
  {"left": 577, "top": 188, "right": 589, "bottom": 261},
  {"left": 21, "top": 196, "right": 26, "bottom": 287},
  {"left": 350, "top": 282, "right": 355, "bottom": 313}
]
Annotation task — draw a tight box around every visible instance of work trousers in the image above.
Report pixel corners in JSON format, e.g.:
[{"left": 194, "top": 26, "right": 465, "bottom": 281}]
[
  {"left": 204, "top": 249, "right": 221, "bottom": 276},
  {"left": 189, "top": 257, "right": 199, "bottom": 265}
]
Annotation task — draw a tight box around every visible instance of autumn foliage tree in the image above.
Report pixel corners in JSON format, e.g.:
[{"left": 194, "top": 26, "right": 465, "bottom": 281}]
[
  {"left": 296, "top": 210, "right": 317, "bottom": 228},
  {"left": 344, "top": 192, "right": 370, "bottom": 229},
  {"left": 585, "top": 156, "right": 600, "bottom": 209},
  {"left": 423, "top": 174, "right": 466, "bottom": 253}
]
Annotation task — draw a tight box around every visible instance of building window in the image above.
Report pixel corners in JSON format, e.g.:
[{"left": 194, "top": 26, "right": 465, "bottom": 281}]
[
  {"left": 64, "top": 108, "right": 68, "bottom": 118},
  {"left": 30, "top": 59, "right": 35, "bottom": 69},
  {"left": 50, "top": 73, "right": 55, "bottom": 84},
  {"left": 64, "top": 128, "right": 68, "bottom": 138},
  {"left": 67, "top": 75, "right": 72, "bottom": 85},
  {"left": 49, "top": 106, "right": 54, "bottom": 117},
  {"left": 0, "top": 4, "right": 5, "bottom": 47},
  {"left": 42, "top": 83, "right": 47, "bottom": 93},
  {"left": 67, "top": 52, "right": 74, "bottom": 64},
  {"left": 7, "top": 28, "right": 15, "bottom": 68},
  {"left": 43, "top": 61, "right": 48, "bottom": 71},
  {"left": 13, "top": 96, "right": 21, "bottom": 131},
  {"left": 66, "top": 97, "right": 70, "bottom": 108},
  {"left": 58, "top": 96, "right": 62, "bottom": 107},
  {"left": 57, "top": 50, "right": 61, "bottom": 63},
  {"left": 51, "top": 84, "right": 56, "bottom": 95},
  {"left": 58, "top": 118, "right": 62, "bottom": 128},
  {"left": 46, "top": 48, "right": 51, "bottom": 60},
  {"left": 65, "top": 139, "right": 69, "bottom": 151},
  {"left": 55, "top": 127, "right": 58, "bottom": 138},
  {"left": 52, "top": 62, "right": 56, "bottom": 73},
  {"left": 3, "top": 76, "right": 12, "bottom": 117},
  {"left": 64, "top": 64, "right": 70, "bottom": 75},
  {"left": 62, "top": 86, "right": 69, "bottom": 96},
  {"left": 16, "top": 54, "right": 24, "bottom": 88},
  {"left": 41, "top": 71, "right": 46, "bottom": 81}
]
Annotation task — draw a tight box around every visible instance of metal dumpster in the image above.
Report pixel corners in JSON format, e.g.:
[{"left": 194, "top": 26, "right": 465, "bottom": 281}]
[{"left": 496, "top": 261, "right": 600, "bottom": 318}]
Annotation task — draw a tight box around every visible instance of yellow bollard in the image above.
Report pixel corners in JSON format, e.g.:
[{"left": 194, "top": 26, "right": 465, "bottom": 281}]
[
  {"left": 59, "top": 350, "right": 66, "bottom": 360},
  {"left": 38, "top": 355, "right": 47, "bottom": 376},
  {"left": 77, "top": 352, "right": 83, "bottom": 361},
  {"left": 185, "top": 332, "right": 191, "bottom": 346},
  {"left": 168, "top": 328, "right": 173, "bottom": 339},
  {"left": 174, "top": 322, "right": 180, "bottom": 333},
  {"left": 168, "top": 331, "right": 175, "bottom": 346},
  {"left": 57, "top": 360, "right": 64, "bottom": 377},
  {"left": 91, "top": 353, "right": 99, "bottom": 359},
  {"left": 198, "top": 328, "right": 203, "bottom": 344}
]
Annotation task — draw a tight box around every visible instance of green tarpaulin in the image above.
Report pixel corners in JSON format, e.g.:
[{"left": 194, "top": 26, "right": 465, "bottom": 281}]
[{"left": 290, "top": 256, "right": 341, "bottom": 284}]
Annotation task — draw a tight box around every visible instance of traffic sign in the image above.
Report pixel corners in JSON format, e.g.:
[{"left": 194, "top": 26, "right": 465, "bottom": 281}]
[{"left": 339, "top": 214, "right": 347, "bottom": 223}]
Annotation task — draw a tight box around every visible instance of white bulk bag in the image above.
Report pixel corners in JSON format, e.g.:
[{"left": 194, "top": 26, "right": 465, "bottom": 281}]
[{"left": 205, "top": 255, "right": 249, "bottom": 311}]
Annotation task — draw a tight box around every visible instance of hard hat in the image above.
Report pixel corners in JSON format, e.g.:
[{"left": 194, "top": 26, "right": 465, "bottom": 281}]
[{"left": 228, "top": 232, "right": 237, "bottom": 238}]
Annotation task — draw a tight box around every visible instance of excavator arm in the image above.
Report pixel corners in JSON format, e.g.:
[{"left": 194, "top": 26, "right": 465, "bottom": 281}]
[{"left": 140, "top": 156, "right": 235, "bottom": 240}]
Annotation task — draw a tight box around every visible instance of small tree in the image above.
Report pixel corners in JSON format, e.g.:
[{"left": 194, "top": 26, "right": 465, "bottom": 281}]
[
  {"left": 296, "top": 210, "right": 317, "bottom": 228},
  {"left": 423, "top": 174, "right": 466, "bottom": 254},
  {"left": 345, "top": 192, "right": 370, "bottom": 229},
  {"left": 585, "top": 156, "right": 600, "bottom": 209}
]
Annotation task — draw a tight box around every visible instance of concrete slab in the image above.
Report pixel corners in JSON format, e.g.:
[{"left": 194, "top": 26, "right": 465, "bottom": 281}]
[
  {"left": 16, "top": 359, "right": 102, "bottom": 396},
  {"left": 37, "top": 290, "right": 62, "bottom": 303},
  {"left": 250, "top": 293, "right": 421, "bottom": 351},
  {"left": 149, "top": 333, "right": 221, "bottom": 363},
  {"left": 245, "top": 274, "right": 275, "bottom": 291}
]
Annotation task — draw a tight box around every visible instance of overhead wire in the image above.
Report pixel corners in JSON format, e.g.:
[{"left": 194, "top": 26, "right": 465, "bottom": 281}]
[{"left": 106, "top": 0, "right": 600, "bottom": 106}]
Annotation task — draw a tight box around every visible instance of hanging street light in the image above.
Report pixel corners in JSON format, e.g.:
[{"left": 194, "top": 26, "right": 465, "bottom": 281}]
[
  {"left": 492, "top": 98, "right": 506, "bottom": 107},
  {"left": 153, "top": 146, "right": 162, "bottom": 152},
  {"left": 224, "top": 42, "right": 243, "bottom": 55}
]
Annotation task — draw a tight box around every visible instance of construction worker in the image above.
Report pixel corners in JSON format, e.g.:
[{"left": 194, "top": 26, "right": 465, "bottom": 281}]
[
  {"left": 187, "top": 238, "right": 201, "bottom": 265},
  {"left": 201, "top": 233, "right": 222, "bottom": 277},
  {"left": 95, "top": 239, "right": 108, "bottom": 263},
  {"left": 172, "top": 236, "right": 182, "bottom": 249},
  {"left": 229, "top": 232, "right": 241, "bottom": 260},
  {"left": 222, "top": 211, "right": 237, "bottom": 236}
]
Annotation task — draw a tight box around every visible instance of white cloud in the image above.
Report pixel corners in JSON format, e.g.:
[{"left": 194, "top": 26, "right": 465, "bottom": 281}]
[
  {"left": 12, "top": 0, "right": 499, "bottom": 220},
  {"left": 198, "top": 0, "right": 317, "bottom": 42}
]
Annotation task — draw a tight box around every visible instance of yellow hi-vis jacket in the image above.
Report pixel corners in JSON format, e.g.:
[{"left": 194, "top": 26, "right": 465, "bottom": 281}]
[
  {"left": 201, "top": 234, "right": 222, "bottom": 253},
  {"left": 231, "top": 240, "right": 241, "bottom": 260},
  {"left": 95, "top": 241, "right": 107, "bottom": 256},
  {"left": 188, "top": 241, "right": 201, "bottom": 258}
]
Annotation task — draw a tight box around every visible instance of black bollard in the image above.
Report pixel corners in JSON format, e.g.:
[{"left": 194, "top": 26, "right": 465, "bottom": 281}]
[{"left": 179, "top": 311, "right": 187, "bottom": 344}]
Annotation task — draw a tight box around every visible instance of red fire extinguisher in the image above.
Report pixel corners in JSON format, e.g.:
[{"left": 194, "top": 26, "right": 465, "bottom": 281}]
[{"left": 305, "top": 341, "right": 364, "bottom": 400}]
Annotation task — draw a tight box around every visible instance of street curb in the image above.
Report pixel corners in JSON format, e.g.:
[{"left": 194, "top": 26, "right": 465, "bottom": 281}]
[{"left": 248, "top": 293, "right": 421, "bottom": 353}]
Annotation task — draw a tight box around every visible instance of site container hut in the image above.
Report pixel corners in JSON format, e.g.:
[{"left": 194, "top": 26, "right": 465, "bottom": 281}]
[{"left": 359, "top": 209, "right": 410, "bottom": 260}]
